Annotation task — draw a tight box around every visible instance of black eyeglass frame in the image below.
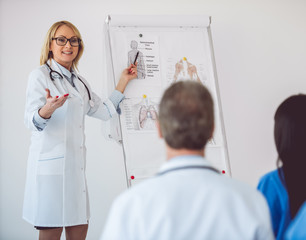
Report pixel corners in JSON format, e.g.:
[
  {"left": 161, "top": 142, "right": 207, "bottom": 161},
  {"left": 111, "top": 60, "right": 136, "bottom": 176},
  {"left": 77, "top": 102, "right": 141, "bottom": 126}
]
[{"left": 52, "top": 37, "right": 82, "bottom": 47}]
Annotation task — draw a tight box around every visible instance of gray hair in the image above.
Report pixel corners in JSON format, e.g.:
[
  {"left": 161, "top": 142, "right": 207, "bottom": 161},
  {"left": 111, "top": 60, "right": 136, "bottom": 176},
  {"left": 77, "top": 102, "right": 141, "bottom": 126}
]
[{"left": 159, "top": 81, "right": 214, "bottom": 149}]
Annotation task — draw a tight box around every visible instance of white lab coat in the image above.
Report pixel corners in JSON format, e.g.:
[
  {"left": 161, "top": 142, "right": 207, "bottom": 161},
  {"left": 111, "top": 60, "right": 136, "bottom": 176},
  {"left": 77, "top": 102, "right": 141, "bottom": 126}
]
[
  {"left": 101, "top": 156, "right": 275, "bottom": 240},
  {"left": 23, "top": 59, "right": 117, "bottom": 227}
]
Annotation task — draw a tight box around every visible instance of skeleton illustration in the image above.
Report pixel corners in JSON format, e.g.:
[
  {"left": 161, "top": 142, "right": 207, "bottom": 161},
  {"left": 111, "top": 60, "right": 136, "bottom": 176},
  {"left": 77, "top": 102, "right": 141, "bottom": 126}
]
[{"left": 173, "top": 57, "right": 201, "bottom": 82}]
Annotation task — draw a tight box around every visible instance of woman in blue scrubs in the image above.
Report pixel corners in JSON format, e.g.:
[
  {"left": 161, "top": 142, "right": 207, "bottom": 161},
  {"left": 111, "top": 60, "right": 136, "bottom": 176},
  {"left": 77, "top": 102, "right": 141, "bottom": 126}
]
[
  {"left": 257, "top": 94, "right": 306, "bottom": 240},
  {"left": 285, "top": 201, "right": 306, "bottom": 240}
]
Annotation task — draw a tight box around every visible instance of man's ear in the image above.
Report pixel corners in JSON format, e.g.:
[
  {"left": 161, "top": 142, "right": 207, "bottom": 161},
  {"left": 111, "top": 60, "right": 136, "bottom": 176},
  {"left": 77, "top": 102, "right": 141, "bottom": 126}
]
[{"left": 156, "top": 120, "right": 163, "bottom": 139}]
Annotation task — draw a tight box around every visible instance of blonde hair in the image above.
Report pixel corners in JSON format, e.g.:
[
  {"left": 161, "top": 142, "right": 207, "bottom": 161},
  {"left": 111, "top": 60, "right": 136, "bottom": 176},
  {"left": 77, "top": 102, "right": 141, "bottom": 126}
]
[{"left": 40, "top": 21, "right": 84, "bottom": 70}]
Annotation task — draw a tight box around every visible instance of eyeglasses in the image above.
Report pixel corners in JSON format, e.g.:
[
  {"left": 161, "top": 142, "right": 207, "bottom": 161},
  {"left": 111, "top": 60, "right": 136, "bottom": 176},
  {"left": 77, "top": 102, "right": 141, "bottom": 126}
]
[{"left": 52, "top": 36, "right": 81, "bottom": 47}]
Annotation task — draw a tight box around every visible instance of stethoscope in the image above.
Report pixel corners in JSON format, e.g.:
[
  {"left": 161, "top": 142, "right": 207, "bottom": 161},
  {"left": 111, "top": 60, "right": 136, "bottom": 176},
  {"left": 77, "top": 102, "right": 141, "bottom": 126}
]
[
  {"left": 157, "top": 165, "right": 220, "bottom": 176},
  {"left": 45, "top": 62, "right": 94, "bottom": 107}
]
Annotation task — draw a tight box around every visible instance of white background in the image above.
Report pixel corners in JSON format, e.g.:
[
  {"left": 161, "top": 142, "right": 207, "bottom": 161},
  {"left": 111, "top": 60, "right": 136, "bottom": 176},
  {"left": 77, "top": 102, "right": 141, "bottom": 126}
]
[{"left": 1, "top": 0, "right": 306, "bottom": 239}]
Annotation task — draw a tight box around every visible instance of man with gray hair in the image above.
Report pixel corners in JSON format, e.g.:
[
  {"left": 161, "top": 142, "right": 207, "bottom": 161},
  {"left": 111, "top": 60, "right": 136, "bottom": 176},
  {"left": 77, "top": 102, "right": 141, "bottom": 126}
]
[{"left": 101, "top": 81, "right": 274, "bottom": 240}]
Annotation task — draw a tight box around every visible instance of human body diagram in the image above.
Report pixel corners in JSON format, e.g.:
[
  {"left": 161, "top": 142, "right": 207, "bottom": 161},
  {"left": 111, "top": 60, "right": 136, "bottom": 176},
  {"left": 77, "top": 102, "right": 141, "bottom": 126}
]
[{"left": 128, "top": 40, "right": 146, "bottom": 79}]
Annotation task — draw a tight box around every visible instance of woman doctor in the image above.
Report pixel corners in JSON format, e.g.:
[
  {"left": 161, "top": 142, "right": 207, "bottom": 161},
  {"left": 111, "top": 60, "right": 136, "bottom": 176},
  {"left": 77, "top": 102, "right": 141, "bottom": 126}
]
[{"left": 23, "top": 21, "right": 137, "bottom": 240}]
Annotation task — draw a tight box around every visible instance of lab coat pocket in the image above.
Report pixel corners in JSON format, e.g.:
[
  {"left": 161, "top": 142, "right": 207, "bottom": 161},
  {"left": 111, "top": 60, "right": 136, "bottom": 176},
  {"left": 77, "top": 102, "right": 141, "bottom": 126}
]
[{"left": 37, "top": 154, "right": 64, "bottom": 175}]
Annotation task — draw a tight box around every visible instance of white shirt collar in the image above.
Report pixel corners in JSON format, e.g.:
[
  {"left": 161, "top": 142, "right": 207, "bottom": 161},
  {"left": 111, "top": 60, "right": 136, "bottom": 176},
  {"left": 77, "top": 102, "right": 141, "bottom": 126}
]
[
  {"left": 52, "top": 59, "right": 77, "bottom": 79},
  {"left": 158, "top": 155, "right": 216, "bottom": 174}
]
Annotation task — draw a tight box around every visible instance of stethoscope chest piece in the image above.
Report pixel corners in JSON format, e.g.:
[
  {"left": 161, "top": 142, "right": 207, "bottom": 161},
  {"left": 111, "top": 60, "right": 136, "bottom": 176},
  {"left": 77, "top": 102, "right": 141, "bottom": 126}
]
[{"left": 89, "top": 100, "right": 95, "bottom": 108}]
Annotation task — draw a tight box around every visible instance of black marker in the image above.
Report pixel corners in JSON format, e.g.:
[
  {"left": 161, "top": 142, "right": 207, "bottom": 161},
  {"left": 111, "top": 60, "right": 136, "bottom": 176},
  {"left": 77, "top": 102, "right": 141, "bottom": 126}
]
[
  {"left": 129, "top": 51, "right": 139, "bottom": 74},
  {"left": 133, "top": 51, "right": 139, "bottom": 65}
]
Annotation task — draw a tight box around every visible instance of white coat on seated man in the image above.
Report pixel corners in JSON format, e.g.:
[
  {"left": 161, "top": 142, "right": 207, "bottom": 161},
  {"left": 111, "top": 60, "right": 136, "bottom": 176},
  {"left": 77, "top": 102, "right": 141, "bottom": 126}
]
[{"left": 100, "top": 81, "right": 274, "bottom": 240}]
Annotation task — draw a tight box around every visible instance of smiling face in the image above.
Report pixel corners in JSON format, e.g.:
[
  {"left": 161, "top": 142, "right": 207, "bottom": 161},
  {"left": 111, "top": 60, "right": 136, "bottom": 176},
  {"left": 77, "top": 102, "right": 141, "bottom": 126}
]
[{"left": 50, "top": 25, "right": 79, "bottom": 70}]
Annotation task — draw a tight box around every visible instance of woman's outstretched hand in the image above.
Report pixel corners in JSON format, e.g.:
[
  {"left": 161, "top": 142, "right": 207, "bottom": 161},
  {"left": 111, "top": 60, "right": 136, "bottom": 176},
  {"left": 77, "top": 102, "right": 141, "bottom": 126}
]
[
  {"left": 116, "top": 63, "right": 138, "bottom": 93},
  {"left": 38, "top": 88, "right": 69, "bottom": 119}
]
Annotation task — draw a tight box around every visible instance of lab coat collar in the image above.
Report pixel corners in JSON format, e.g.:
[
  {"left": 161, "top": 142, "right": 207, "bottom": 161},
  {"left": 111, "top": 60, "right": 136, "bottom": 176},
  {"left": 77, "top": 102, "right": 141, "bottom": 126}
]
[
  {"left": 47, "top": 59, "right": 62, "bottom": 79},
  {"left": 47, "top": 59, "right": 82, "bottom": 99},
  {"left": 158, "top": 155, "right": 216, "bottom": 175},
  {"left": 47, "top": 59, "right": 77, "bottom": 79}
]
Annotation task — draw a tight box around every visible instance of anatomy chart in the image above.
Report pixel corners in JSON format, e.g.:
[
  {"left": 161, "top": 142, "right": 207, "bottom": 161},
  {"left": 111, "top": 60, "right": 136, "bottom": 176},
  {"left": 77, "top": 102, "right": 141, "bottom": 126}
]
[
  {"left": 127, "top": 38, "right": 160, "bottom": 81},
  {"left": 105, "top": 15, "right": 230, "bottom": 187},
  {"left": 167, "top": 57, "right": 207, "bottom": 85},
  {"left": 122, "top": 96, "right": 159, "bottom": 132},
  {"left": 124, "top": 36, "right": 161, "bottom": 90}
]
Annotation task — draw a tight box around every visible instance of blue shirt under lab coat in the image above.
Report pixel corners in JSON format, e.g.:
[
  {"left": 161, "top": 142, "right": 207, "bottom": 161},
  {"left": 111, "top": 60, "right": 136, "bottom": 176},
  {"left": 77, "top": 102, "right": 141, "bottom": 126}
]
[{"left": 257, "top": 168, "right": 291, "bottom": 240}]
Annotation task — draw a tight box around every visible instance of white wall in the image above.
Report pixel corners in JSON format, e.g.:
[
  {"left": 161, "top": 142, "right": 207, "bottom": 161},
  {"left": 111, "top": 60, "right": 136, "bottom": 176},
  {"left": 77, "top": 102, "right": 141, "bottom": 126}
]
[{"left": 1, "top": 0, "right": 306, "bottom": 239}]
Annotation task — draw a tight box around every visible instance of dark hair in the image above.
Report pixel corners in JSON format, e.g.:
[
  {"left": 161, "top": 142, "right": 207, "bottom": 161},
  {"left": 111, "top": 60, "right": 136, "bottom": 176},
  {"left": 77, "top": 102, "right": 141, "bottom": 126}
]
[
  {"left": 159, "top": 81, "right": 214, "bottom": 150},
  {"left": 274, "top": 94, "right": 306, "bottom": 217}
]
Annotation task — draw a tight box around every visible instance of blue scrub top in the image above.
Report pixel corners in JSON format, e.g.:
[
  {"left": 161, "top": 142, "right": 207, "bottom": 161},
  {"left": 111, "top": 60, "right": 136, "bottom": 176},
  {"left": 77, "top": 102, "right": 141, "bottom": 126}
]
[
  {"left": 257, "top": 168, "right": 291, "bottom": 240},
  {"left": 285, "top": 201, "right": 306, "bottom": 240}
]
